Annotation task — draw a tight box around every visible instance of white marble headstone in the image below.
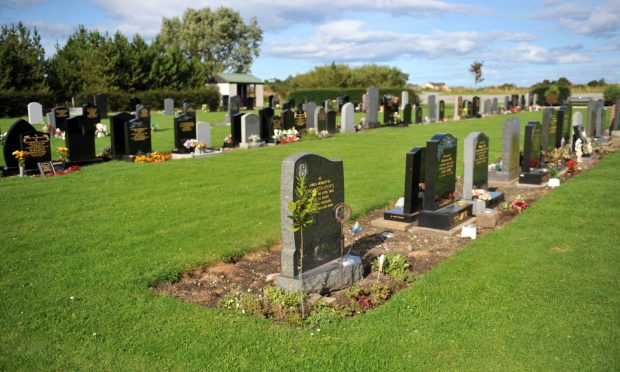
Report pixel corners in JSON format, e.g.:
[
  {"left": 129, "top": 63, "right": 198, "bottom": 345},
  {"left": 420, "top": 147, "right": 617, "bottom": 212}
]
[
  {"left": 164, "top": 98, "right": 174, "bottom": 115},
  {"left": 196, "top": 122, "right": 211, "bottom": 146},
  {"left": 241, "top": 114, "right": 261, "bottom": 143},
  {"left": 27, "top": 102, "right": 43, "bottom": 124},
  {"left": 340, "top": 102, "right": 355, "bottom": 132}
]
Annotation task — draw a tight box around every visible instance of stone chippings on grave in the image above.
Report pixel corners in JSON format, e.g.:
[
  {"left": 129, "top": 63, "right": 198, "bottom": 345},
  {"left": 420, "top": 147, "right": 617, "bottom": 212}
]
[
  {"left": 110, "top": 112, "right": 133, "bottom": 158},
  {"left": 366, "top": 87, "right": 379, "bottom": 128},
  {"left": 341, "top": 102, "right": 355, "bottom": 132},
  {"left": 489, "top": 118, "right": 520, "bottom": 183},
  {"left": 164, "top": 98, "right": 174, "bottom": 115},
  {"left": 418, "top": 133, "right": 473, "bottom": 230},
  {"left": 519, "top": 121, "right": 549, "bottom": 185},
  {"left": 315, "top": 107, "right": 327, "bottom": 133},
  {"left": 240, "top": 114, "right": 261, "bottom": 146},
  {"left": 276, "top": 153, "right": 362, "bottom": 293},
  {"left": 259, "top": 107, "right": 275, "bottom": 142},
  {"left": 196, "top": 122, "right": 211, "bottom": 147},
  {"left": 428, "top": 95, "right": 437, "bottom": 122},
  {"left": 27, "top": 102, "right": 43, "bottom": 125},
  {"left": 303, "top": 102, "right": 317, "bottom": 130},
  {"left": 94, "top": 93, "right": 108, "bottom": 119},
  {"left": 463, "top": 132, "right": 503, "bottom": 214},
  {"left": 384, "top": 147, "right": 425, "bottom": 223},
  {"left": 173, "top": 113, "right": 196, "bottom": 153}
]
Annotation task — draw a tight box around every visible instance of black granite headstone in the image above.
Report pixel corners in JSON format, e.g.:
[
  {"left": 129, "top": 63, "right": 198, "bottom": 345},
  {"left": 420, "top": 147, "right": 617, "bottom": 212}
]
[
  {"left": 259, "top": 107, "right": 275, "bottom": 143},
  {"left": 415, "top": 105, "right": 422, "bottom": 124},
  {"left": 3, "top": 119, "right": 37, "bottom": 170},
  {"left": 183, "top": 102, "right": 196, "bottom": 119},
  {"left": 326, "top": 111, "right": 337, "bottom": 133},
  {"left": 94, "top": 93, "right": 108, "bottom": 119},
  {"left": 231, "top": 112, "right": 243, "bottom": 144},
  {"left": 110, "top": 112, "right": 133, "bottom": 158},
  {"left": 403, "top": 103, "right": 412, "bottom": 125},
  {"left": 173, "top": 113, "right": 196, "bottom": 153},
  {"left": 472, "top": 97, "right": 480, "bottom": 118},
  {"left": 64, "top": 105, "right": 98, "bottom": 163},
  {"left": 384, "top": 147, "right": 425, "bottom": 222},
  {"left": 282, "top": 109, "right": 294, "bottom": 130},
  {"left": 126, "top": 117, "right": 152, "bottom": 155},
  {"left": 52, "top": 106, "right": 69, "bottom": 131}
]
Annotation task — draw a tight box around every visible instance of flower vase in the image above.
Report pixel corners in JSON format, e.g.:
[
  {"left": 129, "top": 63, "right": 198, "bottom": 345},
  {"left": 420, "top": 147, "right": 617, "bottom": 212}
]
[
  {"left": 194, "top": 147, "right": 204, "bottom": 155},
  {"left": 19, "top": 165, "right": 24, "bottom": 177}
]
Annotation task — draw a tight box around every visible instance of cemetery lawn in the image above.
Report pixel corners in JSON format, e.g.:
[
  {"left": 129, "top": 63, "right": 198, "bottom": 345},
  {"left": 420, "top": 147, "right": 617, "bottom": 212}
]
[{"left": 1, "top": 111, "right": 619, "bottom": 369}]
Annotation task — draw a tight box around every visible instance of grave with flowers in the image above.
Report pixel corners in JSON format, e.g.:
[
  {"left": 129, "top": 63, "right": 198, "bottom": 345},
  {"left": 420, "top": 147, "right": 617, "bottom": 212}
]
[{"left": 462, "top": 131, "right": 504, "bottom": 215}]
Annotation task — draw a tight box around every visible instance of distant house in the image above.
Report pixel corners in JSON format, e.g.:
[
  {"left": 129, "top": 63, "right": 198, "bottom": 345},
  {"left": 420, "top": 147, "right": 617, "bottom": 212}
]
[
  {"left": 420, "top": 82, "right": 451, "bottom": 91},
  {"left": 212, "top": 73, "right": 264, "bottom": 109}
]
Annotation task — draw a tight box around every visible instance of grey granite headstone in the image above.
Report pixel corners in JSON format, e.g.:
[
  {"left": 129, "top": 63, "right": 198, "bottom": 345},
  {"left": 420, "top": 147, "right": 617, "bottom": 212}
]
[
  {"left": 276, "top": 153, "right": 362, "bottom": 293},
  {"left": 492, "top": 98, "right": 498, "bottom": 113},
  {"left": 47, "top": 112, "right": 55, "bottom": 130},
  {"left": 401, "top": 91, "right": 409, "bottom": 110},
  {"left": 614, "top": 98, "right": 620, "bottom": 130},
  {"left": 463, "top": 131, "right": 489, "bottom": 200},
  {"left": 428, "top": 95, "right": 437, "bottom": 122},
  {"left": 303, "top": 101, "right": 317, "bottom": 130},
  {"left": 27, "top": 102, "right": 43, "bottom": 125},
  {"left": 240, "top": 114, "right": 260, "bottom": 145},
  {"left": 586, "top": 101, "right": 596, "bottom": 138},
  {"left": 595, "top": 99, "right": 604, "bottom": 138},
  {"left": 541, "top": 108, "right": 552, "bottom": 150},
  {"left": 340, "top": 102, "right": 355, "bottom": 132},
  {"left": 164, "top": 98, "right": 174, "bottom": 115},
  {"left": 196, "top": 122, "right": 211, "bottom": 146},
  {"left": 490, "top": 118, "right": 520, "bottom": 182},
  {"left": 366, "top": 87, "right": 379, "bottom": 128},
  {"left": 314, "top": 107, "right": 327, "bottom": 132}
]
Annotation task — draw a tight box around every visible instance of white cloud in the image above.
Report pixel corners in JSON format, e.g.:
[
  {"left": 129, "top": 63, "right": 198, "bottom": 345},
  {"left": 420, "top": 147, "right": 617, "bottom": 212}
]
[
  {"left": 538, "top": 0, "right": 620, "bottom": 37},
  {"left": 490, "top": 42, "right": 591, "bottom": 64},
  {"left": 265, "top": 20, "right": 544, "bottom": 63}
]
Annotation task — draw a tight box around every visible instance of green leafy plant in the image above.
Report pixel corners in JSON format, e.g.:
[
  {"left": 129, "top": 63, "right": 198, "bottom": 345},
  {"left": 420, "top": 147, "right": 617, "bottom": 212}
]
[
  {"left": 372, "top": 253, "right": 410, "bottom": 281},
  {"left": 287, "top": 174, "right": 318, "bottom": 317},
  {"left": 305, "top": 300, "right": 344, "bottom": 327}
]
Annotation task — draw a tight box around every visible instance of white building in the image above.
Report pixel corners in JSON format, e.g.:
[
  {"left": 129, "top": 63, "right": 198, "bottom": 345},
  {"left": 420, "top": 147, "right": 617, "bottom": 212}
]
[{"left": 213, "top": 73, "right": 264, "bottom": 109}]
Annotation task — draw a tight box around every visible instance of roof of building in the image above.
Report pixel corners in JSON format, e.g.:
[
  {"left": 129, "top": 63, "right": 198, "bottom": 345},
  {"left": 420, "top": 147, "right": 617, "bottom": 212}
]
[{"left": 214, "top": 73, "right": 263, "bottom": 84}]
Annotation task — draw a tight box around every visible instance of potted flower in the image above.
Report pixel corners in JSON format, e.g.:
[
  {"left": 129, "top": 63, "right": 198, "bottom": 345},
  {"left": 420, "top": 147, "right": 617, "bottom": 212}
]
[
  {"left": 57, "top": 146, "right": 69, "bottom": 166},
  {"left": 223, "top": 135, "right": 235, "bottom": 148},
  {"left": 470, "top": 188, "right": 491, "bottom": 215},
  {"left": 12, "top": 150, "right": 29, "bottom": 177},
  {"left": 501, "top": 194, "right": 528, "bottom": 216},
  {"left": 195, "top": 140, "right": 209, "bottom": 154}
]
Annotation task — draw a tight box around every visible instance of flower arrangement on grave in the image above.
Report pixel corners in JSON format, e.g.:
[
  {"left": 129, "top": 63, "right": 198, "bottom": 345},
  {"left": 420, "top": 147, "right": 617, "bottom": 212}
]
[
  {"left": 54, "top": 129, "right": 64, "bottom": 139},
  {"left": 57, "top": 146, "right": 69, "bottom": 163},
  {"left": 319, "top": 130, "right": 330, "bottom": 139},
  {"left": 248, "top": 135, "right": 261, "bottom": 143},
  {"left": 471, "top": 189, "right": 491, "bottom": 201},
  {"left": 392, "top": 112, "right": 401, "bottom": 124},
  {"left": 224, "top": 135, "right": 233, "bottom": 145},
  {"left": 12, "top": 150, "right": 29, "bottom": 168},
  {"left": 565, "top": 160, "right": 579, "bottom": 176},
  {"left": 183, "top": 139, "right": 199, "bottom": 149},
  {"left": 273, "top": 129, "right": 299, "bottom": 144},
  {"left": 529, "top": 157, "right": 539, "bottom": 169},
  {"left": 502, "top": 194, "right": 528, "bottom": 216},
  {"left": 509, "top": 106, "right": 522, "bottom": 113},
  {"left": 134, "top": 152, "right": 172, "bottom": 163},
  {"left": 432, "top": 192, "right": 455, "bottom": 203},
  {"left": 97, "top": 145, "right": 112, "bottom": 160},
  {"left": 41, "top": 124, "right": 53, "bottom": 133},
  {"left": 195, "top": 140, "right": 208, "bottom": 150}
]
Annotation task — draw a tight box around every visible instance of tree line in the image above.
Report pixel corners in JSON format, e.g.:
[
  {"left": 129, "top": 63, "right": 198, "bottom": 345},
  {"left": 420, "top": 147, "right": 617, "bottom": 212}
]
[{"left": 0, "top": 7, "right": 262, "bottom": 101}]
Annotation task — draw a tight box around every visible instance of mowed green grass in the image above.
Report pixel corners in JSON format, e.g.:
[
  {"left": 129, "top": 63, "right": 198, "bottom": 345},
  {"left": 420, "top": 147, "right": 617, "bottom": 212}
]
[{"left": 1, "top": 110, "right": 619, "bottom": 369}]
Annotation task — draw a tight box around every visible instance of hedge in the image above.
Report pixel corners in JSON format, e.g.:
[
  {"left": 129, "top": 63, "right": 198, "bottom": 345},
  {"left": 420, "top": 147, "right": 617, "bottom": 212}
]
[
  {"left": 0, "top": 87, "right": 221, "bottom": 118},
  {"left": 603, "top": 85, "right": 620, "bottom": 105},
  {"left": 287, "top": 87, "right": 418, "bottom": 105}
]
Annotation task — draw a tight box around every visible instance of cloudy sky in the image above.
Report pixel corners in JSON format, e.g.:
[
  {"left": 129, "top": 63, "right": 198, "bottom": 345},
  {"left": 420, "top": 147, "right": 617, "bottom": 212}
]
[{"left": 2, "top": 0, "right": 619, "bottom": 86}]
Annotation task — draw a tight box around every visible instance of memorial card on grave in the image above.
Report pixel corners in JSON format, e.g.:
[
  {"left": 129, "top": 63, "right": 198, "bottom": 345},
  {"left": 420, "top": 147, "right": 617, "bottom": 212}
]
[
  {"left": 439, "top": 101, "right": 445, "bottom": 121},
  {"left": 53, "top": 106, "right": 69, "bottom": 132},
  {"left": 418, "top": 134, "right": 472, "bottom": 230},
  {"left": 3, "top": 120, "right": 38, "bottom": 172},
  {"left": 519, "top": 121, "right": 549, "bottom": 185},
  {"left": 282, "top": 109, "right": 294, "bottom": 130},
  {"left": 294, "top": 109, "right": 306, "bottom": 131},
  {"left": 490, "top": 118, "right": 520, "bottom": 183},
  {"left": 230, "top": 113, "right": 244, "bottom": 145},
  {"left": 415, "top": 105, "right": 423, "bottom": 124},
  {"left": 366, "top": 87, "right": 379, "bottom": 128},
  {"left": 276, "top": 153, "right": 362, "bottom": 293},
  {"left": 259, "top": 107, "right": 275, "bottom": 142},
  {"left": 315, "top": 107, "right": 327, "bottom": 133},
  {"left": 173, "top": 113, "right": 196, "bottom": 153},
  {"left": 94, "top": 93, "right": 108, "bottom": 119},
  {"left": 183, "top": 102, "right": 196, "bottom": 119},
  {"left": 125, "top": 114, "right": 152, "bottom": 155},
  {"left": 384, "top": 147, "right": 425, "bottom": 223},
  {"left": 402, "top": 103, "right": 412, "bottom": 125},
  {"left": 37, "top": 161, "right": 56, "bottom": 176},
  {"left": 110, "top": 112, "right": 133, "bottom": 159},
  {"left": 326, "top": 111, "right": 337, "bottom": 133},
  {"left": 463, "top": 132, "right": 503, "bottom": 214},
  {"left": 20, "top": 130, "right": 51, "bottom": 171}
]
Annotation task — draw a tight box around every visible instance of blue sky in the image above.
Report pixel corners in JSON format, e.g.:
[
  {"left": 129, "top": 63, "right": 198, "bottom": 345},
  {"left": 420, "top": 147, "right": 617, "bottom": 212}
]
[{"left": 2, "top": 0, "right": 619, "bottom": 86}]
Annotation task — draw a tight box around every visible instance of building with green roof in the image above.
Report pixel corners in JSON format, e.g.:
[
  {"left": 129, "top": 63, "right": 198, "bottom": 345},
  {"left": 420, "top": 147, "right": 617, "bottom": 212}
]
[{"left": 213, "top": 73, "right": 264, "bottom": 109}]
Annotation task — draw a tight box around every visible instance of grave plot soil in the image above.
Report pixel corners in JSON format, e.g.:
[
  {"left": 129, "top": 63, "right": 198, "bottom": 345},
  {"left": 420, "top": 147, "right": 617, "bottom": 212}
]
[{"left": 156, "top": 142, "right": 618, "bottom": 314}]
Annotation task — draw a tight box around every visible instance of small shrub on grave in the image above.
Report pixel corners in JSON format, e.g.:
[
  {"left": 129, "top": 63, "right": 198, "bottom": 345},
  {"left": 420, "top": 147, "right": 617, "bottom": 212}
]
[
  {"left": 304, "top": 300, "right": 344, "bottom": 328},
  {"left": 372, "top": 253, "right": 411, "bottom": 281}
]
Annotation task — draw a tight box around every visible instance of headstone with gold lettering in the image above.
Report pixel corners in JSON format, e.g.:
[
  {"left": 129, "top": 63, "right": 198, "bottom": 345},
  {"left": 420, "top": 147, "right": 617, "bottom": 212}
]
[
  {"left": 418, "top": 133, "right": 473, "bottom": 230},
  {"left": 276, "top": 153, "right": 362, "bottom": 293},
  {"left": 293, "top": 108, "right": 307, "bottom": 131},
  {"left": 64, "top": 105, "right": 99, "bottom": 163},
  {"left": 20, "top": 131, "right": 51, "bottom": 170},
  {"left": 463, "top": 132, "right": 503, "bottom": 214},
  {"left": 52, "top": 106, "right": 70, "bottom": 132},
  {"left": 173, "top": 113, "right": 196, "bottom": 153},
  {"left": 125, "top": 107, "right": 152, "bottom": 155},
  {"left": 3, "top": 120, "right": 41, "bottom": 173}
]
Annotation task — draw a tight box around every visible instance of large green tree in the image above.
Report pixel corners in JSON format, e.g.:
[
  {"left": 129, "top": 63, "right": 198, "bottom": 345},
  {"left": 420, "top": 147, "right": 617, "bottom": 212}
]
[
  {"left": 159, "top": 7, "right": 262, "bottom": 76},
  {"left": 0, "top": 22, "right": 46, "bottom": 90}
]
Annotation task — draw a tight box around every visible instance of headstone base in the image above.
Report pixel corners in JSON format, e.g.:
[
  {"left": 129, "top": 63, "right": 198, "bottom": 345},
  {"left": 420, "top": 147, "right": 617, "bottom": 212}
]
[
  {"left": 519, "top": 169, "right": 549, "bottom": 185},
  {"left": 371, "top": 216, "right": 414, "bottom": 231},
  {"left": 489, "top": 169, "right": 519, "bottom": 183},
  {"left": 418, "top": 201, "right": 473, "bottom": 231},
  {"left": 239, "top": 141, "right": 265, "bottom": 149},
  {"left": 467, "top": 191, "right": 505, "bottom": 215},
  {"left": 383, "top": 207, "right": 419, "bottom": 223},
  {"left": 275, "top": 255, "right": 363, "bottom": 294}
]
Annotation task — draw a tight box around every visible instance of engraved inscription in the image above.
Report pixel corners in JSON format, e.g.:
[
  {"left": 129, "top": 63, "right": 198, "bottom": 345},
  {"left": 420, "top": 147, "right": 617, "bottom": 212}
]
[
  {"left": 22, "top": 133, "right": 49, "bottom": 158},
  {"left": 308, "top": 177, "right": 335, "bottom": 212},
  {"left": 179, "top": 121, "right": 194, "bottom": 132},
  {"left": 130, "top": 127, "right": 148, "bottom": 141}
]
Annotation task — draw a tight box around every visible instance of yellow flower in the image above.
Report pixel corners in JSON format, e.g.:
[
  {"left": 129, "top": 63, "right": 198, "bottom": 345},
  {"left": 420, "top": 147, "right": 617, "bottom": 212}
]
[{"left": 12, "top": 150, "right": 29, "bottom": 159}]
